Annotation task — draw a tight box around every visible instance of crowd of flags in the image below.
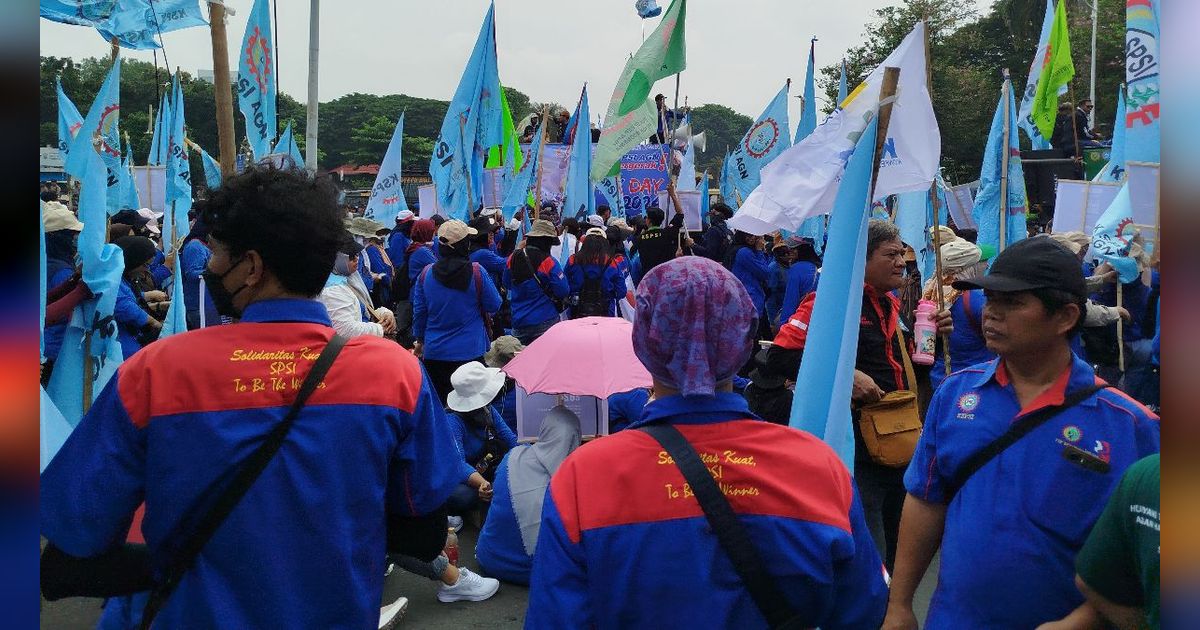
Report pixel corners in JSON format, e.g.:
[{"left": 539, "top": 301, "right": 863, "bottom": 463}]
[{"left": 40, "top": 0, "right": 1161, "bottom": 473}]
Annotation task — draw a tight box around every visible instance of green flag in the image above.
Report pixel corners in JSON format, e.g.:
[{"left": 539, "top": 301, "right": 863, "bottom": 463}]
[
  {"left": 616, "top": 0, "right": 687, "bottom": 115},
  {"left": 486, "top": 86, "right": 522, "bottom": 170},
  {"left": 592, "top": 0, "right": 687, "bottom": 181},
  {"left": 1031, "top": 0, "right": 1074, "bottom": 140}
]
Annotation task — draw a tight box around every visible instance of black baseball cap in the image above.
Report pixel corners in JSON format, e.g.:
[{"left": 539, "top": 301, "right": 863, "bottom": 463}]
[{"left": 952, "top": 236, "right": 1086, "bottom": 299}]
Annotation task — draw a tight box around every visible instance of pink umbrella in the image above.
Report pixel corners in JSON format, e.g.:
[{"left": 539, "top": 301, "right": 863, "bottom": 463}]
[{"left": 502, "top": 317, "right": 652, "bottom": 398}]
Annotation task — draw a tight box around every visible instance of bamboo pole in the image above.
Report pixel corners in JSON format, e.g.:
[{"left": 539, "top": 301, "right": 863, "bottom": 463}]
[
  {"left": 208, "top": 1, "right": 237, "bottom": 176},
  {"left": 998, "top": 70, "right": 1012, "bottom": 253},
  {"left": 869, "top": 68, "right": 901, "bottom": 198},
  {"left": 923, "top": 18, "right": 951, "bottom": 376}
]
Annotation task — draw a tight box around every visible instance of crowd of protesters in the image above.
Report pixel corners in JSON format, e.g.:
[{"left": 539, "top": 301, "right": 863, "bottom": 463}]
[{"left": 39, "top": 165, "right": 1160, "bottom": 629}]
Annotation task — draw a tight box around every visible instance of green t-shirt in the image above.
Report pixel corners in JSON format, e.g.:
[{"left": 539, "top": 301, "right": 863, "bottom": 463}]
[{"left": 1076, "top": 453, "right": 1160, "bottom": 629}]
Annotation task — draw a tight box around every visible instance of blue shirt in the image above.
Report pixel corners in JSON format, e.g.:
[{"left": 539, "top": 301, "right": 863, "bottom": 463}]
[
  {"left": 447, "top": 406, "right": 519, "bottom": 481},
  {"left": 527, "top": 393, "right": 888, "bottom": 629},
  {"left": 930, "top": 289, "right": 995, "bottom": 391},
  {"left": 42, "top": 266, "right": 75, "bottom": 361},
  {"left": 412, "top": 262, "right": 502, "bottom": 361},
  {"left": 491, "top": 387, "right": 517, "bottom": 434},
  {"left": 765, "top": 260, "right": 788, "bottom": 326},
  {"left": 731, "top": 247, "right": 771, "bottom": 317},
  {"left": 470, "top": 247, "right": 508, "bottom": 289},
  {"left": 905, "top": 354, "right": 1160, "bottom": 629},
  {"left": 406, "top": 245, "right": 438, "bottom": 287},
  {"left": 606, "top": 388, "right": 649, "bottom": 433},
  {"left": 40, "top": 298, "right": 463, "bottom": 630},
  {"left": 115, "top": 278, "right": 149, "bottom": 359},
  {"left": 503, "top": 252, "right": 569, "bottom": 328},
  {"left": 180, "top": 239, "right": 218, "bottom": 327},
  {"left": 780, "top": 261, "right": 819, "bottom": 324},
  {"left": 386, "top": 231, "right": 411, "bottom": 267},
  {"left": 565, "top": 257, "right": 625, "bottom": 317}
]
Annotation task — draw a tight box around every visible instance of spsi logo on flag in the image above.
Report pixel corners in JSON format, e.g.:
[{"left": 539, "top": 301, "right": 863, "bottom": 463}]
[{"left": 745, "top": 118, "right": 781, "bottom": 159}]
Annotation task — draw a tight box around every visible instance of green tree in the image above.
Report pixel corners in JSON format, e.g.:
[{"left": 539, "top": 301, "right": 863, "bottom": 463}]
[{"left": 689, "top": 103, "right": 753, "bottom": 176}]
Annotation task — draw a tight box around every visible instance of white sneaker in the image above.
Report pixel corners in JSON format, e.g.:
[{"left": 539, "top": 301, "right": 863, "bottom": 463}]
[
  {"left": 378, "top": 596, "right": 408, "bottom": 629},
  {"left": 384, "top": 562, "right": 395, "bottom": 577},
  {"left": 437, "top": 567, "right": 499, "bottom": 602},
  {"left": 447, "top": 515, "right": 464, "bottom": 533}
]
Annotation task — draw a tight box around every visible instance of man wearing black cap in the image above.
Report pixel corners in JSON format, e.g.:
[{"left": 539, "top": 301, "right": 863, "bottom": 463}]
[{"left": 882, "top": 237, "right": 1160, "bottom": 630}]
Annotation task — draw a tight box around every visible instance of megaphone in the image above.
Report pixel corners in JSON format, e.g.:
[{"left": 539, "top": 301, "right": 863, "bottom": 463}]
[{"left": 691, "top": 131, "right": 707, "bottom": 153}]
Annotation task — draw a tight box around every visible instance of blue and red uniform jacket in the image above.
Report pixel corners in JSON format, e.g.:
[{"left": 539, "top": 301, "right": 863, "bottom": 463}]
[
  {"left": 411, "top": 263, "right": 502, "bottom": 361},
  {"left": 906, "top": 355, "right": 1160, "bottom": 629},
  {"left": 526, "top": 393, "right": 888, "bottom": 629},
  {"left": 40, "top": 298, "right": 463, "bottom": 630},
  {"left": 503, "top": 252, "right": 568, "bottom": 328},
  {"left": 565, "top": 255, "right": 626, "bottom": 317}
]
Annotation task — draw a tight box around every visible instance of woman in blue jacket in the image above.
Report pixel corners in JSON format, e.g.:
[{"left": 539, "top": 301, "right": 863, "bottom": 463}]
[
  {"left": 113, "top": 236, "right": 163, "bottom": 358},
  {"left": 503, "top": 219, "right": 569, "bottom": 345},
  {"left": 413, "top": 220, "right": 502, "bottom": 404},
  {"left": 444, "top": 362, "right": 519, "bottom": 516},
  {"left": 565, "top": 228, "right": 626, "bottom": 318},
  {"left": 179, "top": 219, "right": 220, "bottom": 329},
  {"left": 726, "top": 230, "right": 772, "bottom": 338},
  {"left": 476, "top": 405, "right": 581, "bottom": 585}
]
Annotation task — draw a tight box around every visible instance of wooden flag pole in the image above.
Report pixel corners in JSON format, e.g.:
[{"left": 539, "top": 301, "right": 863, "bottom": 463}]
[
  {"left": 998, "top": 69, "right": 1012, "bottom": 253},
  {"left": 922, "top": 18, "right": 951, "bottom": 376},
  {"left": 208, "top": 1, "right": 238, "bottom": 176},
  {"left": 869, "top": 68, "right": 902, "bottom": 198}
]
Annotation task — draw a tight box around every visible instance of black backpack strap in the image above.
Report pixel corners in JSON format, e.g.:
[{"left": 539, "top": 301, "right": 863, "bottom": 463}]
[
  {"left": 637, "top": 423, "right": 803, "bottom": 629},
  {"left": 139, "top": 334, "right": 349, "bottom": 629},
  {"left": 943, "top": 383, "right": 1110, "bottom": 503}
]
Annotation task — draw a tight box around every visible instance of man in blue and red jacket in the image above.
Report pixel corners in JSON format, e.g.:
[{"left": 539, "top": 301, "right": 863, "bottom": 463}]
[{"left": 40, "top": 168, "right": 463, "bottom": 630}]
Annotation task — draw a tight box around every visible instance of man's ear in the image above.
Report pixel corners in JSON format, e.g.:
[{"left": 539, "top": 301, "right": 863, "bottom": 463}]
[
  {"left": 1054, "top": 302, "right": 1082, "bottom": 337},
  {"left": 243, "top": 250, "right": 266, "bottom": 288}
]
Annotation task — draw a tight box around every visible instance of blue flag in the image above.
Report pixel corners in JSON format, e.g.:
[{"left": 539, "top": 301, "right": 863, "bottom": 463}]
[
  {"left": 121, "top": 135, "right": 140, "bottom": 209},
  {"left": 56, "top": 80, "right": 83, "bottom": 160},
  {"left": 719, "top": 149, "right": 737, "bottom": 207},
  {"left": 563, "top": 85, "right": 595, "bottom": 220},
  {"left": 699, "top": 171, "right": 710, "bottom": 225},
  {"left": 1095, "top": 86, "right": 1127, "bottom": 182},
  {"left": 273, "top": 121, "right": 305, "bottom": 169},
  {"left": 163, "top": 73, "right": 193, "bottom": 252},
  {"left": 971, "top": 77, "right": 1027, "bottom": 254},
  {"left": 430, "top": 2, "right": 504, "bottom": 221},
  {"left": 107, "top": 0, "right": 206, "bottom": 37},
  {"left": 1124, "top": 0, "right": 1159, "bottom": 164},
  {"left": 789, "top": 116, "right": 880, "bottom": 469},
  {"left": 1090, "top": 184, "right": 1141, "bottom": 283},
  {"left": 837, "top": 58, "right": 848, "bottom": 106},
  {"left": 501, "top": 118, "right": 546, "bottom": 222},
  {"left": 148, "top": 92, "right": 169, "bottom": 165},
  {"left": 46, "top": 148, "right": 126, "bottom": 427},
  {"left": 728, "top": 81, "right": 791, "bottom": 205},
  {"left": 797, "top": 215, "right": 826, "bottom": 256},
  {"left": 596, "top": 175, "right": 623, "bottom": 217},
  {"left": 199, "top": 144, "right": 223, "bottom": 189},
  {"left": 238, "top": 0, "right": 277, "bottom": 159},
  {"left": 65, "top": 57, "right": 124, "bottom": 214},
  {"left": 795, "top": 40, "right": 817, "bottom": 144},
  {"left": 364, "top": 112, "right": 410, "bottom": 225},
  {"left": 40, "top": 0, "right": 119, "bottom": 26},
  {"left": 676, "top": 115, "right": 699, "bottom": 193}
]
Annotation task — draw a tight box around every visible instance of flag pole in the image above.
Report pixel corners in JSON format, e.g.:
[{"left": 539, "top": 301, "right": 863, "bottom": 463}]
[
  {"left": 1116, "top": 282, "right": 1125, "bottom": 371},
  {"left": 533, "top": 105, "right": 549, "bottom": 217},
  {"left": 923, "top": 18, "right": 951, "bottom": 376},
  {"left": 999, "top": 69, "right": 1012, "bottom": 253},
  {"left": 207, "top": 0, "right": 238, "bottom": 176},
  {"left": 459, "top": 116, "right": 475, "bottom": 216},
  {"left": 869, "top": 67, "right": 901, "bottom": 196},
  {"left": 305, "top": 0, "right": 320, "bottom": 173}
]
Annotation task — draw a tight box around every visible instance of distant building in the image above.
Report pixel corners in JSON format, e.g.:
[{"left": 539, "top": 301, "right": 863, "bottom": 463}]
[{"left": 197, "top": 68, "right": 239, "bottom": 85}]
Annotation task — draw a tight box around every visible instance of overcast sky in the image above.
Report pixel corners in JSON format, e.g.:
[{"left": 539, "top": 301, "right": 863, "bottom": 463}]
[{"left": 40, "top": 0, "right": 983, "bottom": 126}]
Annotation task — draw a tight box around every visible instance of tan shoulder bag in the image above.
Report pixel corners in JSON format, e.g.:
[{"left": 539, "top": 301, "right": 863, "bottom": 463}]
[{"left": 857, "top": 326, "right": 923, "bottom": 467}]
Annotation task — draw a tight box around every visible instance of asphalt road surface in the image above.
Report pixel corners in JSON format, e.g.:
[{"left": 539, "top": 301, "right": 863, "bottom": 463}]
[{"left": 41, "top": 525, "right": 939, "bottom": 628}]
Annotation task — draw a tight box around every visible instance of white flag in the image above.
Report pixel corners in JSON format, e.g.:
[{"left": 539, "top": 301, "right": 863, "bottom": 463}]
[{"left": 729, "top": 22, "right": 939, "bottom": 235}]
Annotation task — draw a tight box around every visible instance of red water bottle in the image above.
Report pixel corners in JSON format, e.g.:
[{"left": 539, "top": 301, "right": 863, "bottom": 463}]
[{"left": 444, "top": 527, "right": 459, "bottom": 566}]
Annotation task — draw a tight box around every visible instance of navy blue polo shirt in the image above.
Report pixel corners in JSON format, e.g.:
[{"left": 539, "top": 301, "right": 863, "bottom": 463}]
[{"left": 905, "top": 354, "right": 1160, "bottom": 629}]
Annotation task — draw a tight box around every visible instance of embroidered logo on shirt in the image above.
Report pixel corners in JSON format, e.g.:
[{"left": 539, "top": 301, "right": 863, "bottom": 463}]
[
  {"left": 1092, "top": 440, "right": 1112, "bottom": 463},
  {"left": 1062, "top": 425, "right": 1083, "bottom": 443},
  {"left": 955, "top": 392, "right": 980, "bottom": 420}
]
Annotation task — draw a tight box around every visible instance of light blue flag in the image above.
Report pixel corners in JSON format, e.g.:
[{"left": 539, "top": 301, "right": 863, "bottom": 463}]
[
  {"left": 894, "top": 189, "right": 931, "bottom": 279},
  {"left": 238, "top": 0, "right": 277, "bottom": 159},
  {"left": 148, "top": 92, "right": 168, "bottom": 165},
  {"left": 564, "top": 85, "right": 596, "bottom": 221},
  {"left": 501, "top": 118, "right": 546, "bottom": 222},
  {"left": 971, "top": 77, "right": 1027, "bottom": 254},
  {"left": 56, "top": 80, "right": 83, "bottom": 161},
  {"left": 795, "top": 40, "right": 817, "bottom": 144},
  {"left": 163, "top": 73, "right": 193, "bottom": 252},
  {"left": 596, "top": 175, "right": 623, "bottom": 217},
  {"left": 1090, "top": 184, "right": 1141, "bottom": 283},
  {"left": 837, "top": 59, "right": 848, "bottom": 106},
  {"left": 273, "top": 121, "right": 305, "bottom": 169},
  {"left": 1018, "top": 0, "right": 1061, "bottom": 150},
  {"left": 121, "top": 135, "right": 140, "bottom": 209},
  {"left": 64, "top": 56, "right": 124, "bottom": 214},
  {"left": 728, "top": 81, "right": 791, "bottom": 205},
  {"left": 1094, "top": 86, "right": 1127, "bottom": 182},
  {"left": 789, "top": 116, "right": 880, "bottom": 470},
  {"left": 107, "top": 0, "right": 206, "bottom": 37},
  {"left": 719, "top": 149, "right": 737, "bottom": 207},
  {"left": 40, "top": 0, "right": 120, "bottom": 27},
  {"left": 1124, "top": 0, "right": 1159, "bottom": 164},
  {"left": 430, "top": 2, "right": 504, "bottom": 221},
  {"left": 199, "top": 144, "right": 223, "bottom": 188},
  {"left": 797, "top": 215, "right": 826, "bottom": 256},
  {"left": 676, "top": 115, "right": 698, "bottom": 193},
  {"left": 364, "top": 112, "right": 409, "bottom": 225},
  {"left": 699, "top": 171, "right": 710, "bottom": 224},
  {"left": 40, "top": 386, "right": 73, "bottom": 472},
  {"left": 47, "top": 148, "right": 126, "bottom": 427}
]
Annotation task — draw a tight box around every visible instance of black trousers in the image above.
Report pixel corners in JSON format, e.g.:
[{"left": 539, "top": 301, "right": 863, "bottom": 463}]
[{"left": 422, "top": 356, "right": 484, "bottom": 406}]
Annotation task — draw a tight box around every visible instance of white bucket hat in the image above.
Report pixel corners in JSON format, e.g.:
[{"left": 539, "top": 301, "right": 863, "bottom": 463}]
[{"left": 446, "top": 361, "right": 507, "bottom": 413}]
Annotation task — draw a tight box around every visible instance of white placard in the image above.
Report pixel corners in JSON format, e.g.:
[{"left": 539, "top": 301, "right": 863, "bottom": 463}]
[
  {"left": 1051, "top": 180, "right": 1121, "bottom": 234},
  {"left": 945, "top": 184, "right": 976, "bottom": 229},
  {"left": 1125, "top": 162, "right": 1160, "bottom": 250},
  {"left": 416, "top": 183, "right": 445, "bottom": 219},
  {"left": 515, "top": 386, "right": 608, "bottom": 440},
  {"left": 482, "top": 167, "right": 505, "bottom": 208},
  {"left": 131, "top": 166, "right": 167, "bottom": 213},
  {"left": 656, "top": 189, "right": 703, "bottom": 232}
]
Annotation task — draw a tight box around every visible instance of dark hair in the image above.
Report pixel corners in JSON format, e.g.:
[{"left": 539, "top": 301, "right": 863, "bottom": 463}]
[
  {"left": 576, "top": 234, "right": 610, "bottom": 266},
  {"left": 201, "top": 167, "right": 342, "bottom": 297},
  {"left": 338, "top": 232, "right": 364, "bottom": 257},
  {"left": 597, "top": 205, "right": 612, "bottom": 216},
  {"left": 40, "top": 188, "right": 59, "bottom": 203},
  {"left": 606, "top": 226, "right": 624, "bottom": 252},
  {"left": 867, "top": 219, "right": 901, "bottom": 258},
  {"left": 795, "top": 242, "right": 821, "bottom": 265},
  {"left": 956, "top": 228, "right": 978, "bottom": 244},
  {"left": 1030, "top": 287, "right": 1086, "bottom": 336},
  {"left": 710, "top": 202, "right": 732, "bottom": 221},
  {"left": 562, "top": 217, "right": 582, "bottom": 238},
  {"left": 431, "top": 215, "right": 447, "bottom": 226},
  {"left": 646, "top": 207, "right": 665, "bottom": 228}
]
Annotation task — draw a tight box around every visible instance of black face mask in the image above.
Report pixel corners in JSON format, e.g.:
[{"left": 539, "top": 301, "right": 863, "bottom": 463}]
[{"left": 202, "top": 255, "right": 248, "bottom": 318}]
